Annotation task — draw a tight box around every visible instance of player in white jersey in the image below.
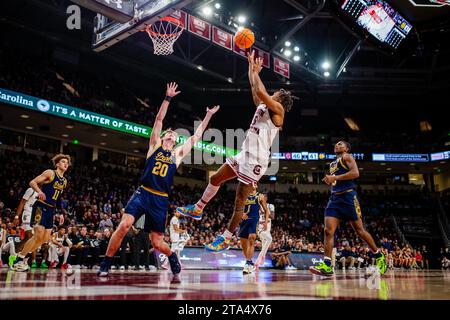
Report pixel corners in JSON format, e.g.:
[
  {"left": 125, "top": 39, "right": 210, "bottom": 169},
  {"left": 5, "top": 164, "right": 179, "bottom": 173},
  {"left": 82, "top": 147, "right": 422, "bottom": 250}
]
[
  {"left": 255, "top": 195, "right": 274, "bottom": 268},
  {"left": 177, "top": 50, "right": 298, "bottom": 253},
  {"left": 48, "top": 226, "right": 72, "bottom": 269},
  {"left": 162, "top": 210, "right": 189, "bottom": 269},
  {"left": 15, "top": 188, "right": 38, "bottom": 267}
]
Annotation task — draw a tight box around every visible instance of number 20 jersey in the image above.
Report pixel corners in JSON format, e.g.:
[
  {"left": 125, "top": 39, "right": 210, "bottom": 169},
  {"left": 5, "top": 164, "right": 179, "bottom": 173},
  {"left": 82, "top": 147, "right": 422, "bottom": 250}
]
[{"left": 140, "top": 145, "right": 177, "bottom": 195}]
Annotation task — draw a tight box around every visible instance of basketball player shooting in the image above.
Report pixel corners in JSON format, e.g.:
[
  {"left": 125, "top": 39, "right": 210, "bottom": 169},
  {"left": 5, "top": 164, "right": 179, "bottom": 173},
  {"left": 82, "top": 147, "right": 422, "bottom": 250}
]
[
  {"left": 97, "top": 82, "right": 220, "bottom": 276},
  {"left": 177, "top": 51, "right": 298, "bottom": 253}
]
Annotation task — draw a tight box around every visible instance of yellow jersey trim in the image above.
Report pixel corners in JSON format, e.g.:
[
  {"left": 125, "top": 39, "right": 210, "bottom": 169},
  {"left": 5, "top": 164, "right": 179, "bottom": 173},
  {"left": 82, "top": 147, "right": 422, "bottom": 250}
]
[
  {"left": 147, "top": 144, "right": 161, "bottom": 159},
  {"left": 339, "top": 157, "right": 349, "bottom": 171},
  {"left": 333, "top": 188, "right": 354, "bottom": 195},
  {"left": 37, "top": 200, "right": 55, "bottom": 208},
  {"left": 140, "top": 185, "right": 169, "bottom": 197},
  {"left": 55, "top": 170, "right": 64, "bottom": 180}
]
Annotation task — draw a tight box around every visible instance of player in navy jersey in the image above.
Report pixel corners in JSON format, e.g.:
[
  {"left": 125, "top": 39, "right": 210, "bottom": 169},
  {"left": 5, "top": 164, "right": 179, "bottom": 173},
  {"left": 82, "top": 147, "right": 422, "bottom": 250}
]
[
  {"left": 239, "top": 187, "right": 269, "bottom": 274},
  {"left": 309, "top": 141, "right": 386, "bottom": 277},
  {"left": 98, "top": 82, "right": 220, "bottom": 277},
  {"left": 11, "top": 154, "right": 70, "bottom": 272}
]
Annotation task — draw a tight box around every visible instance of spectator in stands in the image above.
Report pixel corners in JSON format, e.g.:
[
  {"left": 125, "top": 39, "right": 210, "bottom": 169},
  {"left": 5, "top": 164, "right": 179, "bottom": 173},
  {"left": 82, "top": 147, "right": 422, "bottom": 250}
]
[
  {"left": 71, "top": 226, "right": 90, "bottom": 268},
  {"left": 131, "top": 216, "right": 151, "bottom": 271},
  {"left": 88, "top": 229, "right": 102, "bottom": 268},
  {"left": 414, "top": 250, "right": 423, "bottom": 269},
  {"left": 99, "top": 214, "right": 114, "bottom": 232},
  {"left": 441, "top": 247, "right": 450, "bottom": 270},
  {"left": 338, "top": 245, "right": 356, "bottom": 270},
  {"left": 118, "top": 228, "right": 134, "bottom": 271},
  {"left": 421, "top": 245, "right": 429, "bottom": 269}
]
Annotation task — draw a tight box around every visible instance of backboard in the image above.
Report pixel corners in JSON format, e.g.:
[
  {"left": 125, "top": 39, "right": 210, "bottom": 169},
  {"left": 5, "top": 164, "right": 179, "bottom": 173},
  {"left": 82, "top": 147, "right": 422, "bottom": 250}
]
[{"left": 91, "top": 0, "right": 192, "bottom": 52}]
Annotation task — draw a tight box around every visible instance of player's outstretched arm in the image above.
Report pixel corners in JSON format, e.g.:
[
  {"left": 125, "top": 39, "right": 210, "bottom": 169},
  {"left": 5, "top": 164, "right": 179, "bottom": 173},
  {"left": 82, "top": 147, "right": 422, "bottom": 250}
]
[
  {"left": 29, "top": 169, "right": 54, "bottom": 201},
  {"left": 252, "top": 58, "right": 284, "bottom": 116},
  {"left": 148, "top": 82, "right": 181, "bottom": 154},
  {"left": 175, "top": 105, "right": 220, "bottom": 166},
  {"left": 247, "top": 50, "right": 261, "bottom": 107}
]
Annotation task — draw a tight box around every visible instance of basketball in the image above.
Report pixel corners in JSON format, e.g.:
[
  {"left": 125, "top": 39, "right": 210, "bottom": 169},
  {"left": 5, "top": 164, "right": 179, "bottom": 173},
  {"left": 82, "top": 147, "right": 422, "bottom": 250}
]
[{"left": 234, "top": 28, "right": 255, "bottom": 49}]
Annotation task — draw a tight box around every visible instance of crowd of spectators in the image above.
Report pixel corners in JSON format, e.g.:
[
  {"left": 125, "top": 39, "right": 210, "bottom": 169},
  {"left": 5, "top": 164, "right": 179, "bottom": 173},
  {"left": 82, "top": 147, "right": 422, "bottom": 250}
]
[{"left": 1, "top": 149, "right": 444, "bottom": 270}]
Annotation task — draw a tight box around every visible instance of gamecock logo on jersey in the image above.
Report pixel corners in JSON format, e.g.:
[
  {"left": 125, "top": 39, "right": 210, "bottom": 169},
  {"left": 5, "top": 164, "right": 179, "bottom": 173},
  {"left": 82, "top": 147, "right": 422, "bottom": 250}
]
[{"left": 253, "top": 165, "right": 262, "bottom": 175}]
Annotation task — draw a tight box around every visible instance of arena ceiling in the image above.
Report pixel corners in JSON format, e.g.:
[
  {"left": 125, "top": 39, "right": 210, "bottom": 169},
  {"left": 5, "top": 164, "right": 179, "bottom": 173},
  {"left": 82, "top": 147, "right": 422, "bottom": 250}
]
[{"left": 1, "top": 0, "right": 450, "bottom": 135}]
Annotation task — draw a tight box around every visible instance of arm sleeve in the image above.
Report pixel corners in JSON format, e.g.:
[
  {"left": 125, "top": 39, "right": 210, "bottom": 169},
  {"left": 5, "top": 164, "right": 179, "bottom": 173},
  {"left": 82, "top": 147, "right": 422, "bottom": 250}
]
[{"left": 22, "top": 188, "right": 34, "bottom": 201}]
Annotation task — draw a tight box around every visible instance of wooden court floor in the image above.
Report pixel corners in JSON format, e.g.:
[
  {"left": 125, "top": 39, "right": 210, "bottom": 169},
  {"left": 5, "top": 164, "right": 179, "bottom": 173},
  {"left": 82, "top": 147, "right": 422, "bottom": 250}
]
[{"left": 0, "top": 268, "right": 449, "bottom": 300}]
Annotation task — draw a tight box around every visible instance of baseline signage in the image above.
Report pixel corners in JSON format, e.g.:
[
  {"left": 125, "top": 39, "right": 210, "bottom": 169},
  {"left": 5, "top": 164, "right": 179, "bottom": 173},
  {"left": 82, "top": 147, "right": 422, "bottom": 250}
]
[
  {"left": 430, "top": 151, "right": 450, "bottom": 161},
  {"left": 0, "top": 88, "right": 237, "bottom": 157},
  {"left": 372, "top": 153, "right": 429, "bottom": 162},
  {"left": 156, "top": 247, "right": 322, "bottom": 270}
]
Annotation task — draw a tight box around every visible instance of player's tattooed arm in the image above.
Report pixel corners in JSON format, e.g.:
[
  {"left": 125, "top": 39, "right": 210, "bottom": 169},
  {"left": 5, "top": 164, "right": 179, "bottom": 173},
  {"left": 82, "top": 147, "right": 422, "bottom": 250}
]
[
  {"left": 175, "top": 105, "right": 220, "bottom": 166},
  {"left": 252, "top": 58, "right": 284, "bottom": 116},
  {"left": 248, "top": 50, "right": 261, "bottom": 106},
  {"left": 148, "top": 82, "right": 181, "bottom": 155},
  {"left": 29, "top": 169, "right": 54, "bottom": 201}
]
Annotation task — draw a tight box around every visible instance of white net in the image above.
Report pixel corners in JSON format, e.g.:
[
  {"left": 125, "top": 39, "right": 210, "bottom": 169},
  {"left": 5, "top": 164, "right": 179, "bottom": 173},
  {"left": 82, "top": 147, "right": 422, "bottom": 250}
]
[{"left": 146, "top": 18, "right": 184, "bottom": 55}]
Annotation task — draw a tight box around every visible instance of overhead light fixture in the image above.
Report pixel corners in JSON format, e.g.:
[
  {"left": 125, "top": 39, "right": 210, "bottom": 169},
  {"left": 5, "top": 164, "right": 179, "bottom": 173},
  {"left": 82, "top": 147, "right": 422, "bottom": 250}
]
[
  {"left": 324, "top": 71, "right": 330, "bottom": 77},
  {"left": 65, "top": 125, "right": 74, "bottom": 129},
  {"left": 285, "top": 41, "right": 291, "bottom": 47},
  {"left": 133, "top": 149, "right": 140, "bottom": 153},
  {"left": 131, "top": 140, "right": 138, "bottom": 144},
  {"left": 344, "top": 117, "right": 360, "bottom": 131},
  {"left": 380, "top": 163, "right": 386, "bottom": 166},
  {"left": 197, "top": 65, "right": 204, "bottom": 71},
  {"left": 25, "top": 126, "right": 33, "bottom": 130},
  {"left": 294, "top": 46, "right": 300, "bottom": 52},
  {"left": 237, "top": 15, "right": 246, "bottom": 23},
  {"left": 386, "top": 168, "right": 392, "bottom": 171},
  {"left": 20, "top": 114, "right": 30, "bottom": 119},
  {"left": 227, "top": 77, "right": 233, "bottom": 83},
  {"left": 62, "top": 134, "right": 69, "bottom": 138},
  {"left": 293, "top": 55, "right": 300, "bottom": 62},
  {"left": 101, "top": 133, "right": 107, "bottom": 137},
  {"left": 100, "top": 142, "right": 106, "bottom": 146},
  {"left": 282, "top": 166, "right": 288, "bottom": 170},
  {"left": 202, "top": 6, "right": 213, "bottom": 16},
  {"left": 321, "top": 61, "right": 331, "bottom": 70},
  {"left": 214, "top": 3, "right": 221, "bottom": 10},
  {"left": 284, "top": 50, "right": 292, "bottom": 57}
]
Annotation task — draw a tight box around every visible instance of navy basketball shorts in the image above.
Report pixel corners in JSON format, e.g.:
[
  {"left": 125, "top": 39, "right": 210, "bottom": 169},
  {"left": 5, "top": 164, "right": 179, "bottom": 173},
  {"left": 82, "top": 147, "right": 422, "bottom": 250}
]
[
  {"left": 124, "top": 187, "right": 169, "bottom": 233},
  {"left": 239, "top": 217, "right": 259, "bottom": 239},
  {"left": 325, "top": 190, "right": 362, "bottom": 222},
  {"left": 30, "top": 201, "right": 55, "bottom": 229}
]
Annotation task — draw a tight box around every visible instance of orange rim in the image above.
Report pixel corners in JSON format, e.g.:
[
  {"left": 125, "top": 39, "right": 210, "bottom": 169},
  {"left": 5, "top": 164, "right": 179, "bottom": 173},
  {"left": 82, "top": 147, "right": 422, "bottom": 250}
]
[{"left": 145, "top": 16, "right": 184, "bottom": 38}]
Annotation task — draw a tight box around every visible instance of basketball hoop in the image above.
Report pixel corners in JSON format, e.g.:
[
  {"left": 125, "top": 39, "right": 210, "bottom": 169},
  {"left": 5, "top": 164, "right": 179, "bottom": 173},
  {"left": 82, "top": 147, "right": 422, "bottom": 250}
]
[{"left": 145, "top": 17, "right": 184, "bottom": 55}]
